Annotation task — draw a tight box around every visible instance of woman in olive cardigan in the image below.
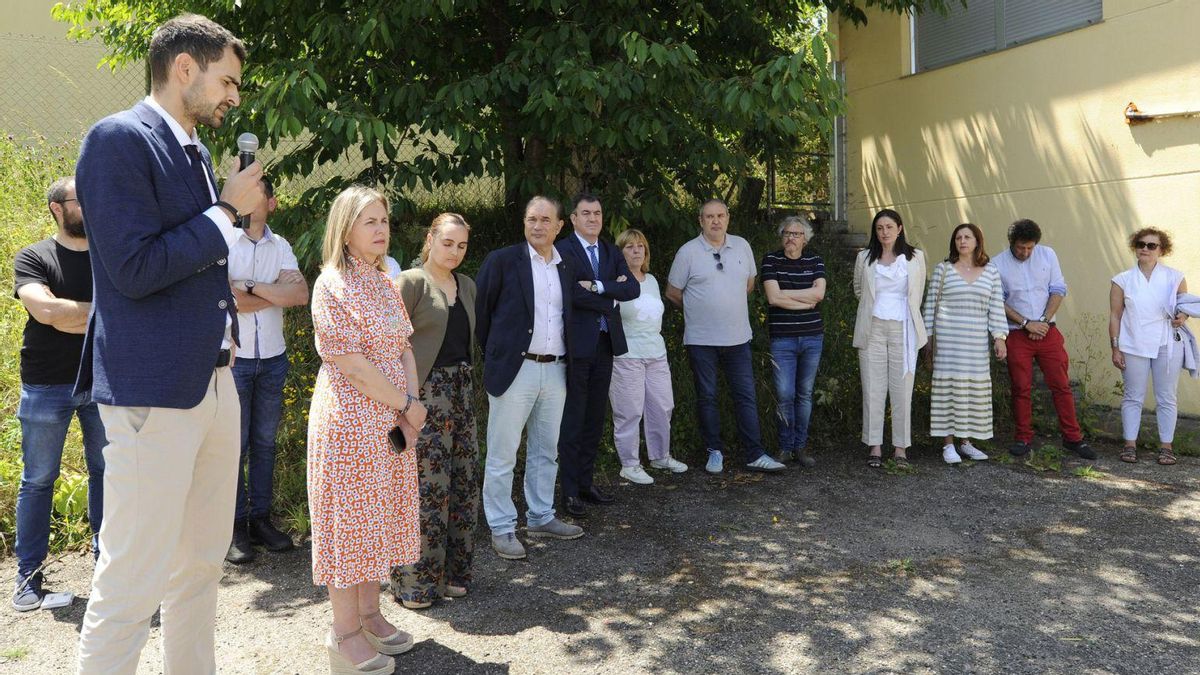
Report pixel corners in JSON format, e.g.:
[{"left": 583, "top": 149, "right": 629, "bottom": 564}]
[{"left": 389, "top": 213, "right": 478, "bottom": 609}]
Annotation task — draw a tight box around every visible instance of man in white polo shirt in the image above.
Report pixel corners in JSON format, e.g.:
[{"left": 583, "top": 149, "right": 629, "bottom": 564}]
[
  {"left": 666, "top": 199, "right": 786, "bottom": 475},
  {"left": 225, "top": 177, "right": 309, "bottom": 563}
]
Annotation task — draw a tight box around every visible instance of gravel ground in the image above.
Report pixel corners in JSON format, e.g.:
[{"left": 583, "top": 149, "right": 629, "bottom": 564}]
[{"left": 3, "top": 438, "right": 1199, "bottom": 674}]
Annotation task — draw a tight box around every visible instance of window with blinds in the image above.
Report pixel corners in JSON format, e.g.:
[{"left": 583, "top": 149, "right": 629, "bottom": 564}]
[{"left": 914, "top": 0, "right": 1102, "bottom": 72}]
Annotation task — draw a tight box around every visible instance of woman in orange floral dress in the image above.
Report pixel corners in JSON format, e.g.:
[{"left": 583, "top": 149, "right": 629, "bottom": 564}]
[{"left": 308, "top": 185, "right": 426, "bottom": 675}]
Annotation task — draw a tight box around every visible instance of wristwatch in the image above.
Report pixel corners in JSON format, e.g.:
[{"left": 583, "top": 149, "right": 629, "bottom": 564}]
[
  {"left": 244, "top": 279, "right": 256, "bottom": 295},
  {"left": 1020, "top": 318, "right": 1029, "bottom": 329},
  {"left": 588, "top": 282, "right": 599, "bottom": 293}
]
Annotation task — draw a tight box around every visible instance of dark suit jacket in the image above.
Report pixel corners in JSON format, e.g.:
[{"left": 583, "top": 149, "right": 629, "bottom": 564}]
[
  {"left": 475, "top": 242, "right": 581, "bottom": 397},
  {"left": 74, "top": 101, "right": 237, "bottom": 408},
  {"left": 554, "top": 234, "right": 640, "bottom": 358}
]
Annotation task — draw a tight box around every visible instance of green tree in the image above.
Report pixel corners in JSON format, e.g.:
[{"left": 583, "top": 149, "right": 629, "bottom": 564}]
[{"left": 55, "top": 0, "right": 948, "bottom": 244}]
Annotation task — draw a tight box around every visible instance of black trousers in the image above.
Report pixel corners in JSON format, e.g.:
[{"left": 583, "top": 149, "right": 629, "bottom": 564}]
[{"left": 558, "top": 331, "right": 614, "bottom": 499}]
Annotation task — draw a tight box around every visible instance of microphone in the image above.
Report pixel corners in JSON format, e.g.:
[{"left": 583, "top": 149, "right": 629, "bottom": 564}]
[{"left": 235, "top": 133, "right": 259, "bottom": 229}]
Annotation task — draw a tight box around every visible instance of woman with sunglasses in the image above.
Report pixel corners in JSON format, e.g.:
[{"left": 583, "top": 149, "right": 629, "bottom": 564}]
[{"left": 1109, "top": 227, "right": 1188, "bottom": 465}]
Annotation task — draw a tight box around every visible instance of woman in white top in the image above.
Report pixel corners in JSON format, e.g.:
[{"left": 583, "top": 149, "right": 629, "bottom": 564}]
[
  {"left": 608, "top": 229, "right": 687, "bottom": 484},
  {"left": 1109, "top": 227, "right": 1188, "bottom": 465},
  {"left": 853, "top": 209, "right": 928, "bottom": 468}
]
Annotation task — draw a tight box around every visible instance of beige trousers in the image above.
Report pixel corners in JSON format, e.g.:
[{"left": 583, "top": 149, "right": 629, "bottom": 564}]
[
  {"left": 859, "top": 319, "right": 914, "bottom": 448},
  {"left": 77, "top": 368, "right": 239, "bottom": 675}
]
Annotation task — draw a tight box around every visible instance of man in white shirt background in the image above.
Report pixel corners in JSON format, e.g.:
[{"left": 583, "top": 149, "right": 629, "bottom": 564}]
[{"left": 226, "top": 177, "right": 310, "bottom": 563}]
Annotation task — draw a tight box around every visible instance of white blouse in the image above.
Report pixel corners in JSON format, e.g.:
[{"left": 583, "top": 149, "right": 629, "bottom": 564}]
[
  {"left": 1113, "top": 263, "right": 1184, "bottom": 359},
  {"left": 873, "top": 258, "right": 910, "bottom": 321}
]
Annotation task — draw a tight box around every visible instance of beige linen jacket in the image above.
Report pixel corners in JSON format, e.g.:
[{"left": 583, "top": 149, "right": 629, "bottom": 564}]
[{"left": 851, "top": 248, "right": 928, "bottom": 350}]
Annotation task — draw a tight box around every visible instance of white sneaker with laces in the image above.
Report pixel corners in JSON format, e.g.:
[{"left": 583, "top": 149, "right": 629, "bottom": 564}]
[
  {"left": 619, "top": 465, "right": 655, "bottom": 484},
  {"left": 942, "top": 444, "right": 963, "bottom": 464},
  {"left": 959, "top": 441, "right": 989, "bottom": 461},
  {"left": 650, "top": 456, "right": 688, "bottom": 473}
]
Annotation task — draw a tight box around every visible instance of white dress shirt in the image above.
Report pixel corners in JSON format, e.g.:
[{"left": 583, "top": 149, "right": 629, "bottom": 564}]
[
  {"left": 228, "top": 226, "right": 299, "bottom": 359},
  {"left": 142, "top": 95, "right": 236, "bottom": 348},
  {"left": 527, "top": 243, "right": 566, "bottom": 357}
]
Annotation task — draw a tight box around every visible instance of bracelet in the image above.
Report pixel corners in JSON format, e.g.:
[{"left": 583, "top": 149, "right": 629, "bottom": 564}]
[
  {"left": 398, "top": 393, "right": 417, "bottom": 415},
  {"left": 1111, "top": 337, "right": 1119, "bottom": 348},
  {"left": 214, "top": 200, "right": 239, "bottom": 222}
]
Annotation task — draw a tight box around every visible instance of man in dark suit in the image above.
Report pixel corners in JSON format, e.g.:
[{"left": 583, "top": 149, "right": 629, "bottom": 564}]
[
  {"left": 475, "top": 196, "right": 586, "bottom": 561},
  {"left": 74, "top": 14, "right": 265, "bottom": 673},
  {"left": 555, "top": 193, "right": 639, "bottom": 517}
]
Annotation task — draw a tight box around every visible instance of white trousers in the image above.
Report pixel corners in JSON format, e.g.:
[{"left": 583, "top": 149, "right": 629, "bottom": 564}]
[
  {"left": 77, "top": 368, "right": 240, "bottom": 675},
  {"left": 859, "top": 319, "right": 914, "bottom": 448}
]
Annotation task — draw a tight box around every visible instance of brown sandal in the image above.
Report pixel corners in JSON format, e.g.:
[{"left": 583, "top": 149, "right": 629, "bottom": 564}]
[
  {"left": 1119, "top": 447, "right": 1138, "bottom": 463},
  {"left": 1158, "top": 448, "right": 1177, "bottom": 465}
]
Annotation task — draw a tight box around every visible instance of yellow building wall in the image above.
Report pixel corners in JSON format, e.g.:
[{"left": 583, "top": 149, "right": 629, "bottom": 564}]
[
  {"left": 0, "top": 0, "right": 145, "bottom": 143},
  {"left": 833, "top": 0, "right": 1200, "bottom": 413}
]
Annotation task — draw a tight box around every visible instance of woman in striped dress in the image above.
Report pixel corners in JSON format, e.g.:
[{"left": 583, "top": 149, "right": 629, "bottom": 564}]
[{"left": 924, "top": 223, "right": 1008, "bottom": 464}]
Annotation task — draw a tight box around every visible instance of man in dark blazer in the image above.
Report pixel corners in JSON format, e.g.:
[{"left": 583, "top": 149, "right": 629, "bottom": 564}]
[
  {"left": 555, "top": 193, "right": 639, "bottom": 517},
  {"left": 475, "top": 196, "right": 586, "bottom": 561},
  {"left": 74, "top": 14, "right": 265, "bottom": 673}
]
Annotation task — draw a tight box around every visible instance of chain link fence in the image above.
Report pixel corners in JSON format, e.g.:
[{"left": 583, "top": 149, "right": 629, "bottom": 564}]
[{"left": 0, "top": 31, "right": 505, "bottom": 215}]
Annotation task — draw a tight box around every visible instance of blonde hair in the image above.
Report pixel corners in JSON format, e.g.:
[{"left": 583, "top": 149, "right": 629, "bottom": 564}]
[
  {"left": 419, "top": 212, "right": 471, "bottom": 263},
  {"left": 615, "top": 228, "right": 651, "bottom": 274},
  {"left": 321, "top": 185, "right": 390, "bottom": 273}
]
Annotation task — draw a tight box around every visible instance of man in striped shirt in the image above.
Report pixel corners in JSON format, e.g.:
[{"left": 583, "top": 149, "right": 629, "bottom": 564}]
[{"left": 761, "top": 215, "right": 826, "bottom": 466}]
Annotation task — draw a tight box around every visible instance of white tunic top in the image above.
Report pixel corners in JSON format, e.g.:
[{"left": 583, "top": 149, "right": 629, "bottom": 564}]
[
  {"left": 1113, "top": 263, "right": 1184, "bottom": 359},
  {"left": 872, "top": 258, "right": 910, "bottom": 321}
]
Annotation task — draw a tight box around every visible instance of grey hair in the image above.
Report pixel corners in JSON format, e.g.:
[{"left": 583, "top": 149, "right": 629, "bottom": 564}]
[
  {"left": 777, "top": 215, "right": 814, "bottom": 242},
  {"left": 698, "top": 198, "right": 728, "bottom": 218}
]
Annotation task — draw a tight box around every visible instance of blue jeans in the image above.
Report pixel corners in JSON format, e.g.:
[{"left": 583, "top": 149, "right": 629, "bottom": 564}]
[
  {"left": 15, "top": 383, "right": 107, "bottom": 577},
  {"left": 483, "top": 360, "right": 567, "bottom": 535},
  {"left": 231, "top": 354, "right": 289, "bottom": 521},
  {"left": 770, "top": 335, "right": 824, "bottom": 451},
  {"left": 686, "top": 342, "right": 766, "bottom": 463}
]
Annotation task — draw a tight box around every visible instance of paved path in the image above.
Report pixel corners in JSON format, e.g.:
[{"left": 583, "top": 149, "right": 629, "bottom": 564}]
[{"left": 3, "top": 443, "right": 1199, "bottom": 673}]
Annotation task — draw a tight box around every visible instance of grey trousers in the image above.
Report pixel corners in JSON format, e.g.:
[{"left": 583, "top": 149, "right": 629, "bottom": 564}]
[{"left": 1121, "top": 343, "right": 1183, "bottom": 444}]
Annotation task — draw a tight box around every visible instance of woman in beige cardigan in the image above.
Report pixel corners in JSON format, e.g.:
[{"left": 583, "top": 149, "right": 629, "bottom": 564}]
[
  {"left": 389, "top": 213, "right": 479, "bottom": 609},
  {"left": 853, "top": 209, "right": 927, "bottom": 468}
]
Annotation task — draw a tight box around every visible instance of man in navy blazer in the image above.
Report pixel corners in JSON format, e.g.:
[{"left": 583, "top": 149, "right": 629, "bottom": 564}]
[
  {"left": 555, "top": 193, "right": 639, "bottom": 517},
  {"left": 475, "top": 196, "right": 587, "bottom": 561},
  {"left": 74, "top": 15, "right": 265, "bottom": 673}
]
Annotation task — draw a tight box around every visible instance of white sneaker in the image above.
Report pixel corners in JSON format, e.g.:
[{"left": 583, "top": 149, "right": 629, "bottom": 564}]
[
  {"left": 942, "top": 444, "right": 962, "bottom": 464},
  {"left": 650, "top": 456, "right": 688, "bottom": 473},
  {"left": 619, "top": 465, "right": 655, "bottom": 485},
  {"left": 959, "top": 441, "right": 989, "bottom": 461}
]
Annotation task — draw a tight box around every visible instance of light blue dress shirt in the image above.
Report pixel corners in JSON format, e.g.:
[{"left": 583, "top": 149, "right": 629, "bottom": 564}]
[{"left": 992, "top": 245, "right": 1068, "bottom": 331}]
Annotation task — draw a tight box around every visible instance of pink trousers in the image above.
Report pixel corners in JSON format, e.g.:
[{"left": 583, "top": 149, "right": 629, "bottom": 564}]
[{"left": 608, "top": 357, "right": 674, "bottom": 467}]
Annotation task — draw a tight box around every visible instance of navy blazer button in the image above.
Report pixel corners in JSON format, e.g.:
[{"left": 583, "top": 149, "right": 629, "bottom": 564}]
[
  {"left": 218, "top": 300, "right": 228, "bottom": 309},
  {"left": 521, "top": 351, "right": 526, "bottom": 356},
  {"left": 528, "top": 329, "right": 533, "bottom": 334},
  {"left": 217, "top": 258, "right": 227, "bottom": 266}
]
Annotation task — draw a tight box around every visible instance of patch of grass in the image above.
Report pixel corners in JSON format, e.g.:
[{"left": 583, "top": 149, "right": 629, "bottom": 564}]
[
  {"left": 1072, "top": 466, "right": 1107, "bottom": 480},
  {"left": 1, "top": 646, "right": 29, "bottom": 661},
  {"left": 1173, "top": 430, "right": 1199, "bottom": 457},
  {"left": 883, "top": 459, "right": 917, "bottom": 476},
  {"left": 1026, "top": 445, "right": 1064, "bottom": 473},
  {"left": 992, "top": 452, "right": 1015, "bottom": 465},
  {"left": 884, "top": 558, "right": 916, "bottom": 576}
]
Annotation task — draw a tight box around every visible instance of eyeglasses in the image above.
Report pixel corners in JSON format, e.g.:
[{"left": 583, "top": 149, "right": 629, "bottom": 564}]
[
  {"left": 58, "top": 198, "right": 78, "bottom": 204},
  {"left": 1134, "top": 240, "right": 1160, "bottom": 251},
  {"left": 781, "top": 231, "right": 804, "bottom": 240},
  {"left": 712, "top": 252, "right": 724, "bottom": 271}
]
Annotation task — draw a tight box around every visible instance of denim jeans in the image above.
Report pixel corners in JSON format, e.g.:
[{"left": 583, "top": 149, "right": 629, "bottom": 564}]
[
  {"left": 231, "top": 353, "right": 290, "bottom": 521},
  {"left": 686, "top": 341, "right": 766, "bottom": 463},
  {"left": 770, "top": 335, "right": 824, "bottom": 451},
  {"left": 15, "top": 383, "right": 107, "bottom": 577},
  {"left": 483, "top": 360, "right": 567, "bottom": 535}
]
